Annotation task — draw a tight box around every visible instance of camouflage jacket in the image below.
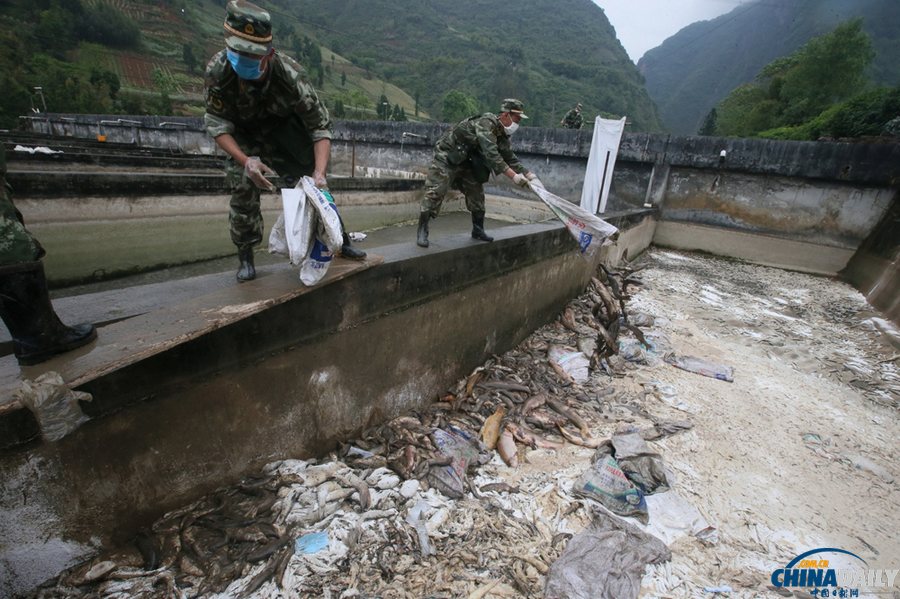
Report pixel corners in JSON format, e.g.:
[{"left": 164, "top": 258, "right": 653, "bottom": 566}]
[
  {"left": 436, "top": 113, "right": 526, "bottom": 177},
  {"left": 562, "top": 109, "right": 583, "bottom": 129},
  {"left": 203, "top": 50, "right": 332, "bottom": 142}
]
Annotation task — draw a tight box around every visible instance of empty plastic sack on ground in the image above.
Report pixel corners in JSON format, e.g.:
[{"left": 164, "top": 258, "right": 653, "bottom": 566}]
[
  {"left": 544, "top": 508, "right": 671, "bottom": 599},
  {"left": 665, "top": 354, "right": 734, "bottom": 382}
]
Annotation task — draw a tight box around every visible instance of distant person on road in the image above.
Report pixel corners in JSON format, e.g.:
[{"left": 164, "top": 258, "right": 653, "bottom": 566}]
[
  {"left": 416, "top": 98, "right": 542, "bottom": 248},
  {"left": 203, "top": 0, "right": 365, "bottom": 282},
  {"left": 561, "top": 103, "right": 584, "bottom": 129},
  {"left": 0, "top": 144, "right": 96, "bottom": 365}
]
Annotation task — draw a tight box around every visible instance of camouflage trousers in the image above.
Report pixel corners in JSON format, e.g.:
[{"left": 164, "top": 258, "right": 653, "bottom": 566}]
[
  {"left": 420, "top": 157, "right": 486, "bottom": 217},
  {"left": 0, "top": 180, "right": 44, "bottom": 267},
  {"left": 224, "top": 119, "right": 315, "bottom": 251}
]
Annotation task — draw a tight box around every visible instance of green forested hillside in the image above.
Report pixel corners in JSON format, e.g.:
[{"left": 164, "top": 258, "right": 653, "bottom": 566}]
[
  {"left": 0, "top": 0, "right": 663, "bottom": 131},
  {"left": 264, "top": 0, "right": 662, "bottom": 130},
  {"left": 639, "top": 0, "right": 900, "bottom": 134}
]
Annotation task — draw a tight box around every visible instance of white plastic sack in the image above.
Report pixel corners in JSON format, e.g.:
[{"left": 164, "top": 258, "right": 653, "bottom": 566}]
[
  {"left": 298, "top": 178, "right": 344, "bottom": 286},
  {"left": 274, "top": 186, "right": 315, "bottom": 265},
  {"left": 300, "top": 177, "right": 343, "bottom": 252},
  {"left": 267, "top": 176, "right": 346, "bottom": 287},
  {"left": 530, "top": 182, "right": 618, "bottom": 258},
  {"left": 268, "top": 213, "right": 289, "bottom": 257}
]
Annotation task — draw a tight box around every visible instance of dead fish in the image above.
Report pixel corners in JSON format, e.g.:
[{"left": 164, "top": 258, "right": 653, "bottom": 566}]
[
  {"left": 525, "top": 409, "right": 566, "bottom": 429},
  {"left": 507, "top": 422, "right": 564, "bottom": 450},
  {"left": 335, "top": 471, "right": 371, "bottom": 511},
  {"left": 497, "top": 427, "right": 519, "bottom": 467},
  {"left": 479, "top": 381, "right": 531, "bottom": 393},
  {"left": 556, "top": 424, "right": 605, "bottom": 448},
  {"left": 549, "top": 359, "right": 575, "bottom": 385},
  {"left": 241, "top": 550, "right": 280, "bottom": 597},
  {"left": 134, "top": 529, "right": 160, "bottom": 570},
  {"left": 480, "top": 406, "right": 506, "bottom": 450},
  {"left": 515, "top": 554, "right": 549, "bottom": 574},
  {"left": 468, "top": 580, "right": 501, "bottom": 599},
  {"left": 302, "top": 461, "right": 344, "bottom": 486},
  {"left": 465, "top": 368, "right": 484, "bottom": 396},
  {"left": 479, "top": 482, "right": 520, "bottom": 494},
  {"left": 246, "top": 536, "right": 291, "bottom": 563},
  {"left": 521, "top": 393, "right": 547, "bottom": 416},
  {"left": 577, "top": 337, "right": 597, "bottom": 358},
  {"left": 547, "top": 397, "right": 591, "bottom": 438},
  {"left": 561, "top": 307, "right": 579, "bottom": 332}
]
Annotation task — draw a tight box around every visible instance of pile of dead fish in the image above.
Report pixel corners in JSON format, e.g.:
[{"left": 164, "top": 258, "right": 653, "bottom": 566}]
[{"left": 34, "top": 261, "right": 693, "bottom": 598}]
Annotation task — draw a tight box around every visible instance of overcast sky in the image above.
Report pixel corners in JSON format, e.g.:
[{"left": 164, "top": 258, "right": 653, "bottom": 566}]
[{"left": 595, "top": 0, "right": 750, "bottom": 63}]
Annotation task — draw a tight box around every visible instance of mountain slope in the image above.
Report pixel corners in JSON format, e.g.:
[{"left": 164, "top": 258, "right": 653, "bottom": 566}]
[
  {"left": 639, "top": 0, "right": 900, "bottom": 134},
  {"left": 265, "top": 0, "right": 663, "bottom": 130},
  {"left": 1, "top": 0, "right": 661, "bottom": 130}
]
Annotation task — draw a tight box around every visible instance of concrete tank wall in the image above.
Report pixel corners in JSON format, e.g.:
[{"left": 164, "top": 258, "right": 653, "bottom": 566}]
[
  {"left": 16, "top": 114, "right": 900, "bottom": 276},
  {"left": 0, "top": 216, "right": 652, "bottom": 595}
]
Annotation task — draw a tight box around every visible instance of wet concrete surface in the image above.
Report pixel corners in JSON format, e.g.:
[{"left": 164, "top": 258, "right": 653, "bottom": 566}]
[{"left": 18, "top": 213, "right": 525, "bottom": 340}]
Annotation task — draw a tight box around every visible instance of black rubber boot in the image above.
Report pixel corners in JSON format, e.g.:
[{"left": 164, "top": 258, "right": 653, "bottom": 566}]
[
  {"left": 471, "top": 211, "right": 494, "bottom": 242},
  {"left": 0, "top": 262, "right": 97, "bottom": 366},
  {"left": 236, "top": 247, "right": 256, "bottom": 282},
  {"left": 340, "top": 232, "right": 367, "bottom": 260},
  {"left": 416, "top": 212, "right": 430, "bottom": 248}
]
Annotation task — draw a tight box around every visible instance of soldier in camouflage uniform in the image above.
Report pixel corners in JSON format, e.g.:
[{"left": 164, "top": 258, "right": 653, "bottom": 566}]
[
  {"left": 561, "top": 103, "right": 584, "bottom": 129},
  {"left": 204, "top": 0, "right": 365, "bottom": 282},
  {"left": 416, "top": 99, "right": 542, "bottom": 248},
  {"left": 0, "top": 144, "right": 96, "bottom": 365}
]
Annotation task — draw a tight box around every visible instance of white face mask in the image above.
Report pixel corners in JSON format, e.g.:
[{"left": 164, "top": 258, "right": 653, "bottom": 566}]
[{"left": 503, "top": 121, "right": 519, "bottom": 136}]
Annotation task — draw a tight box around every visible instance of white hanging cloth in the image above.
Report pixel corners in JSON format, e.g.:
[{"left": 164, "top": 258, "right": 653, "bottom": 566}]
[{"left": 580, "top": 116, "right": 627, "bottom": 215}]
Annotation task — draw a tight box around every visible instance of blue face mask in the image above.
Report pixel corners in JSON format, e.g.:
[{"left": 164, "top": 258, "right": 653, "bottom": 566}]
[{"left": 226, "top": 49, "right": 266, "bottom": 80}]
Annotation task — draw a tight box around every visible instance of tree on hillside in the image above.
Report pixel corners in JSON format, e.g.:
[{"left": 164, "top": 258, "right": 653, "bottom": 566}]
[
  {"left": 80, "top": 3, "right": 141, "bottom": 48},
  {"left": 183, "top": 43, "right": 198, "bottom": 74},
  {"left": 715, "top": 20, "right": 875, "bottom": 137},
  {"left": 442, "top": 90, "right": 479, "bottom": 123},
  {"left": 376, "top": 93, "right": 390, "bottom": 120},
  {"left": 698, "top": 108, "right": 717, "bottom": 136}
]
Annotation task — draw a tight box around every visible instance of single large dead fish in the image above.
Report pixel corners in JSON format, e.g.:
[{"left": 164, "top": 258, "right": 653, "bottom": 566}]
[
  {"left": 497, "top": 427, "right": 518, "bottom": 467},
  {"left": 556, "top": 424, "right": 605, "bottom": 448},
  {"left": 506, "top": 422, "right": 564, "bottom": 450},
  {"left": 480, "top": 406, "right": 506, "bottom": 450},
  {"left": 521, "top": 393, "right": 547, "bottom": 416}
]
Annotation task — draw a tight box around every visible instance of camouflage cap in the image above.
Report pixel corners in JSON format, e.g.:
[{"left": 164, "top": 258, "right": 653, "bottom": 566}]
[
  {"left": 224, "top": 0, "right": 273, "bottom": 55},
  {"left": 500, "top": 98, "right": 529, "bottom": 119}
]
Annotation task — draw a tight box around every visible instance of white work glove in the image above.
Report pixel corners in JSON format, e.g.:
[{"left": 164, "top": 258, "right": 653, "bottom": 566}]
[
  {"left": 244, "top": 156, "right": 277, "bottom": 192},
  {"left": 312, "top": 170, "right": 328, "bottom": 189},
  {"left": 512, "top": 173, "right": 529, "bottom": 188},
  {"left": 526, "top": 173, "right": 544, "bottom": 188}
]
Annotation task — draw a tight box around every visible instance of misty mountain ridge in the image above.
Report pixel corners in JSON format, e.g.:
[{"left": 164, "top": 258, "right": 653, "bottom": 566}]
[{"left": 638, "top": 0, "right": 900, "bottom": 134}]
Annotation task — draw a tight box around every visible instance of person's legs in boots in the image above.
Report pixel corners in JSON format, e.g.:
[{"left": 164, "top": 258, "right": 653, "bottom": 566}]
[
  {"left": 228, "top": 172, "right": 263, "bottom": 282},
  {"left": 459, "top": 175, "right": 492, "bottom": 242},
  {"left": 338, "top": 215, "right": 366, "bottom": 260},
  {"left": 418, "top": 159, "right": 452, "bottom": 247},
  {"left": 0, "top": 262, "right": 96, "bottom": 365},
  {"left": 0, "top": 164, "right": 95, "bottom": 365}
]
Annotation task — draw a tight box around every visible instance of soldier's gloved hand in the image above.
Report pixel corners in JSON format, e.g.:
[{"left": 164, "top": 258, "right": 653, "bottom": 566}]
[
  {"left": 512, "top": 173, "right": 529, "bottom": 188},
  {"left": 244, "top": 156, "right": 277, "bottom": 192},
  {"left": 526, "top": 172, "right": 544, "bottom": 188},
  {"left": 312, "top": 170, "right": 328, "bottom": 189}
]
